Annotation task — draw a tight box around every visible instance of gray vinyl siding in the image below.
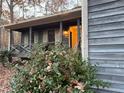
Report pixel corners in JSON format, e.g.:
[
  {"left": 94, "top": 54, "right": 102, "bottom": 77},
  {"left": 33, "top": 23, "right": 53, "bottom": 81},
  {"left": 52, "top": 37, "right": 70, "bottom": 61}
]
[{"left": 88, "top": 0, "right": 124, "bottom": 93}]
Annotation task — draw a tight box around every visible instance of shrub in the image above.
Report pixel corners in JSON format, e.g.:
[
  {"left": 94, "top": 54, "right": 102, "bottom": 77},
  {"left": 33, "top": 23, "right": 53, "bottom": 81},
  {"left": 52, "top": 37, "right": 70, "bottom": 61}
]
[
  {"left": 0, "top": 50, "right": 13, "bottom": 66},
  {"left": 10, "top": 44, "right": 109, "bottom": 93}
]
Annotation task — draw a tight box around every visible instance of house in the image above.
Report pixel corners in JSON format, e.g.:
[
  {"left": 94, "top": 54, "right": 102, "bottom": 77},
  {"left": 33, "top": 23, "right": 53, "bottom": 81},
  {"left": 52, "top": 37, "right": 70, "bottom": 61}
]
[
  {"left": 81, "top": 0, "right": 124, "bottom": 93},
  {"left": 5, "top": 0, "right": 124, "bottom": 92},
  {"left": 4, "top": 8, "right": 81, "bottom": 53}
]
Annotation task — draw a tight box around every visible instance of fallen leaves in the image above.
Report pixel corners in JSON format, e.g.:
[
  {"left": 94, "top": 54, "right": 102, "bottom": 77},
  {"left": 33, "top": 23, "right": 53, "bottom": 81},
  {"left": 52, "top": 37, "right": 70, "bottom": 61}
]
[
  {"left": 0, "top": 64, "right": 13, "bottom": 93},
  {"left": 46, "top": 60, "right": 53, "bottom": 72},
  {"left": 67, "top": 80, "right": 86, "bottom": 93}
]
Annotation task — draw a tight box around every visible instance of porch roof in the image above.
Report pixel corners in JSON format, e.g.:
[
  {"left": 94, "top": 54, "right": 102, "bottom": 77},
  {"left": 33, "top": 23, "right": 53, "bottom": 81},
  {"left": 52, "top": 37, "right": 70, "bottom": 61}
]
[{"left": 4, "top": 8, "right": 81, "bottom": 30}]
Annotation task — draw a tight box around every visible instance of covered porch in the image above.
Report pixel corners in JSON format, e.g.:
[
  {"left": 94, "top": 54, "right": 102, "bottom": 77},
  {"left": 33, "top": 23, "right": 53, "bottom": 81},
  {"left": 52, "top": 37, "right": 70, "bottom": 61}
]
[{"left": 4, "top": 8, "right": 81, "bottom": 57}]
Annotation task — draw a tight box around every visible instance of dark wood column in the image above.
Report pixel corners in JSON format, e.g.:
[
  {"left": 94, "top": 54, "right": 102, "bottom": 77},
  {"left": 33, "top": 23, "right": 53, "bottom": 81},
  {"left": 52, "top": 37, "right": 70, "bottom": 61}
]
[
  {"left": 77, "top": 19, "right": 81, "bottom": 49},
  {"left": 77, "top": 19, "right": 81, "bottom": 39},
  {"left": 21, "top": 32, "right": 24, "bottom": 46},
  {"left": 59, "top": 21, "right": 63, "bottom": 43},
  {"left": 29, "top": 27, "right": 32, "bottom": 48},
  {"left": 77, "top": 19, "right": 80, "bottom": 38},
  {"left": 10, "top": 29, "right": 13, "bottom": 49}
]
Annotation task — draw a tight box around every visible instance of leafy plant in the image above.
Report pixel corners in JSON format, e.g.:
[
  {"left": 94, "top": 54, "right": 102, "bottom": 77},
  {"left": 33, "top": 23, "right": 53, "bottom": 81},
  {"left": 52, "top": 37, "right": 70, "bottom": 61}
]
[
  {"left": 0, "top": 50, "right": 13, "bottom": 66},
  {"left": 10, "top": 44, "right": 109, "bottom": 93}
]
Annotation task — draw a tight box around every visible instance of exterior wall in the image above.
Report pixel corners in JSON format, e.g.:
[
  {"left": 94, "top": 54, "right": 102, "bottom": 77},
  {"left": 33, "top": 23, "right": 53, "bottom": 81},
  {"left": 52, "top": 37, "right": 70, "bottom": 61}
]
[
  {"left": 31, "top": 27, "right": 80, "bottom": 47},
  {"left": 0, "top": 27, "right": 9, "bottom": 49},
  {"left": 55, "top": 29, "right": 62, "bottom": 43},
  {"left": 43, "top": 29, "right": 62, "bottom": 44},
  {"left": 88, "top": 0, "right": 124, "bottom": 93},
  {"left": 0, "top": 27, "right": 8, "bottom": 49},
  {"left": 34, "top": 31, "right": 39, "bottom": 43},
  {"left": 21, "top": 26, "right": 79, "bottom": 47},
  {"left": 23, "top": 32, "right": 29, "bottom": 46},
  {"left": 0, "top": 26, "right": 21, "bottom": 49},
  {"left": 13, "top": 31, "right": 21, "bottom": 45},
  {"left": 34, "top": 31, "right": 43, "bottom": 44},
  {"left": 43, "top": 30, "right": 48, "bottom": 43},
  {"left": 22, "top": 29, "right": 62, "bottom": 46}
]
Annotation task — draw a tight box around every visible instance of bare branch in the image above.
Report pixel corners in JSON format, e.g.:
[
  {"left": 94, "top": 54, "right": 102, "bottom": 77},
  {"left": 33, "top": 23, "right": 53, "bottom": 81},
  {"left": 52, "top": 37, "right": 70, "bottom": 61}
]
[{"left": 5, "top": 0, "right": 10, "bottom": 7}]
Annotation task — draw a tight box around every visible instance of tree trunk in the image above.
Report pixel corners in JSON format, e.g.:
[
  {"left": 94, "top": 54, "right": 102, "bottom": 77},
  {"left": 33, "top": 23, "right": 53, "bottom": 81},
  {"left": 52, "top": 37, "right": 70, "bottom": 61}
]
[
  {"left": 10, "top": 0, "right": 14, "bottom": 23},
  {"left": 0, "top": 0, "right": 2, "bottom": 48},
  {"left": 9, "top": 0, "right": 14, "bottom": 46},
  {"left": 0, "top": 0, "right": 2, "bottom": 24},
  {"left": 22, "top": 3, "right": 25, "bottom": 19}
]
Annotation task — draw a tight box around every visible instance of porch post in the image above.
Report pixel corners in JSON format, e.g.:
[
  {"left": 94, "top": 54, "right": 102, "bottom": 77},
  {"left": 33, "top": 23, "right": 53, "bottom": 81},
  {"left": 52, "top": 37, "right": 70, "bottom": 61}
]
[
  {"left": 81, "top": 0, "right": 88, "bottom": 59},
  {"left": 59, "top": 21, "right": 63, "bottom": 43},
  {"left": 8, "top": 29, "right": 13, "bottom": 50},
  {"left": 29, "top": 27, "right": 32, "bottom": 48},
  {"left": 9, "top": 29, "right": 13, "bottom": 50},
  {"left": 8, "top": 30, "right": 10, "bottom": 50},
  {"left": 21, "top": 32, "right": 24, "bottom": 46},
  {"left": 77, "top": 19, "right": 81, "bottom": 41}
]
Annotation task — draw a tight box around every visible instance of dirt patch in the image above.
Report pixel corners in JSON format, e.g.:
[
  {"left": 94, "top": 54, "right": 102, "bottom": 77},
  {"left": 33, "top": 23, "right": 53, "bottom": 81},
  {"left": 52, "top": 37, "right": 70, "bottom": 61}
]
[{"left": 0, "top": 64, "right": 13, "bottom": 93}]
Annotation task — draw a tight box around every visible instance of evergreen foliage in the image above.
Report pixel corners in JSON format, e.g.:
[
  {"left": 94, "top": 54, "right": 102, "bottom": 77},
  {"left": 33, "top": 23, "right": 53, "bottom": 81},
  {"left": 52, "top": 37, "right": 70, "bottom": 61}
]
[{"left": 10, "top": 44, "right": 109, "bottom": 93}]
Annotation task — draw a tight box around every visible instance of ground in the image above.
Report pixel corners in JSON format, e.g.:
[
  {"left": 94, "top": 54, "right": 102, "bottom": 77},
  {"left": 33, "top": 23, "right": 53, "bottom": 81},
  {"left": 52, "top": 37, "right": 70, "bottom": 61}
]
[{"left": 0, "top": 64, "right": 13, "bottom": 93}]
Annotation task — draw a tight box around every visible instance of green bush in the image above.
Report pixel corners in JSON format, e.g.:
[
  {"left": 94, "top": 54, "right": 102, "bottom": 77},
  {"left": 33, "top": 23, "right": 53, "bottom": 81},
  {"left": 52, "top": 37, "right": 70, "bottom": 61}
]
[{"left": 10, "top": 44, "right": 109, "bottom": 93}]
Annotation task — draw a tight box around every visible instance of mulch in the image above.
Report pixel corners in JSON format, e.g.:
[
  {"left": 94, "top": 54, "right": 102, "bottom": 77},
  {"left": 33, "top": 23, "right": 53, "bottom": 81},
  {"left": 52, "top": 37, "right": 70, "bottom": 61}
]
[{"left": 0, "top": 64, "right": 13, "bottom": 93}]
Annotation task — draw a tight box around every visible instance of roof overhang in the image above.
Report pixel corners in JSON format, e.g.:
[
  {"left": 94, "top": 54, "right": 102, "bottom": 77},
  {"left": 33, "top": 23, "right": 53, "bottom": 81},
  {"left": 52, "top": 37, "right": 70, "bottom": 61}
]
[{"left": 4, "top": 8, "right": 81, "bottom": 30}]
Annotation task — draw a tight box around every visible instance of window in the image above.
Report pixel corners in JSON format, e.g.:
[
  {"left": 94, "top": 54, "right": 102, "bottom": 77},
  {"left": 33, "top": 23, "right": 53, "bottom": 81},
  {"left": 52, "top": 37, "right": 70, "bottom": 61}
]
[
  {"left": 48, "top": 30, "right": 55, "bottom": 44},
  {"left": 38, "top": 31, "right": 43, "bottom": 43}
]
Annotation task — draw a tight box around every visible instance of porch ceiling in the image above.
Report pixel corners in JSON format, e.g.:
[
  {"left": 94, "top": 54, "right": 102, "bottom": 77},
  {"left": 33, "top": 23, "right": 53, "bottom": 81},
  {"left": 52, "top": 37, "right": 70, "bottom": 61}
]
[{"left": 4, "top": 8, "right": 81, "bottom": 31}]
